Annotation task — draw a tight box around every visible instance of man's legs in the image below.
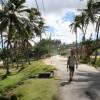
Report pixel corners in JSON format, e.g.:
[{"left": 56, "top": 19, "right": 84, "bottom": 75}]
[
  {"left": 69, "top": 71, "right": 72, "bottom": 82},
  {"left": 71, "top": 71, "right": 74, "bottom": 80},
  {"left": 69, "top": 70, "right": 74, "bottom": 82}
]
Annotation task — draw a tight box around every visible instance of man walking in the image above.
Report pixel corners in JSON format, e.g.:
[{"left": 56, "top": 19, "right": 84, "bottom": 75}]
[{"left": 67, "top": 51, "right": 78, "bottom": 82}]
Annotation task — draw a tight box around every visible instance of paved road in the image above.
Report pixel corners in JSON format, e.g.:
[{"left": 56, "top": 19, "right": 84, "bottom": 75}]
[{"left": 50, "top": 55, "right": 100, "bottom": 100}]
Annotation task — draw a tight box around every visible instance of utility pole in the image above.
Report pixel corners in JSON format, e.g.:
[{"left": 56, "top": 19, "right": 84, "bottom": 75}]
[
  {"left": 48, "top": 33, "right": 52, "bottom": 64},
  {"left": 49, "top": 33, "right": 52, "bottom": 56},
  {"left": 75, "top": 32, "right": 78, "bottom": 61}
]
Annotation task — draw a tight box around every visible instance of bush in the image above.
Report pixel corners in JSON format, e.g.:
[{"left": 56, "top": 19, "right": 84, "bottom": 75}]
[
  {"left": 79, "top": 56, "right": 88, "bottom": 64},
  {"left": 34, "top": 46, "right": 49, "bottom": 58},
  {"left": 95, "top": 58, "right": 100, "bottom": 67},
  {"left": 33, "top": 39, "right": 49, "bottom": 59},
  {"left": 60, "top": 52, "right": 67, "bottom": 56}
]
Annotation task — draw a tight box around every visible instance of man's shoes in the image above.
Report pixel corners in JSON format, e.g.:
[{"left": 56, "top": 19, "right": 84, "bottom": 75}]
[{"left": 69, "top": 78, "right": 72, "bottom": 82}]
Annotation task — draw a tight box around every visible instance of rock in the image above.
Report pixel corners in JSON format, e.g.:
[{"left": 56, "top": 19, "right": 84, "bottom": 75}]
[{"left": 38, "top": 72, "right": 51, "bottom": 78}]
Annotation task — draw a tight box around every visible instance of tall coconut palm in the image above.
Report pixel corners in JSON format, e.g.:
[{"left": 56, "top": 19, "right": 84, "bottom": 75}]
[
  {"left": 93, "top": 16, "right": 100, "bottom": 64},
  {"left": 70, "top": 16, "right": 81, "bottom": 59},
  {"left": 80, "top": 0, "right": 95, "bottom": 41},
  {"left": 29, "top": 8, "right": 45, "bottom": 41},
  {"left": 75, "top": 0, "right": 95, "bottom": 61},
  {"left": 93, "top": 1, "right": 100, "bottom": 64},
  {"left": 82, "top": 0, "right": 100, "bottom": 63},
  {"left": 86, "top": 0, "right": 100, "bottom": 64},
  {"left": 0, "top": 0, "right": 32, "bottom": 74},
  {"left": 80, "top": 0, "right": 96, "bottom": 41},
  {"left": 79, "top": 13, "right": 88, "bottom": 42},
  {"left": 85, "top": 0, "right": 96, "bottom": 23}
]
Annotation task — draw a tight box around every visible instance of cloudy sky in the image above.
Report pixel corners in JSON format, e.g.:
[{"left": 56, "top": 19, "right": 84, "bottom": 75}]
[{"left": 26, "top": 0, "right": 95, "bottom": 44}]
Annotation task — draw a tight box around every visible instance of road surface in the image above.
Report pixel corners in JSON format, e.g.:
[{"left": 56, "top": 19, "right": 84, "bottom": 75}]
[{"left": 46, "top": 55, "right": 100, "bottom": 100}]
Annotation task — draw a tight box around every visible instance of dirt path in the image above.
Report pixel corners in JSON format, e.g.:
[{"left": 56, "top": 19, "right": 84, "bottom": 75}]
[{"left": 45, "top": 55, "right": 100, "bottom": 100}]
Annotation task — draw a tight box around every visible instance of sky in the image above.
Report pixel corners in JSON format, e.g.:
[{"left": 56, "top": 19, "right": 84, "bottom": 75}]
[
  {"left": 0, "top": 0, "right": 96, "bottom": 44},
  {"left": 25, "top": 0, "right": 88, "bottom": 44}
]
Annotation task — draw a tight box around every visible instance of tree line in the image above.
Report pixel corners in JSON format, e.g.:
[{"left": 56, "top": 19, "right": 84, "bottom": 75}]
[
  {"left": 70, "top": 0, "right": 100, "bottom": 64},
  {"left": 0, "top": 0, "right": 45, "bottom": 76}
]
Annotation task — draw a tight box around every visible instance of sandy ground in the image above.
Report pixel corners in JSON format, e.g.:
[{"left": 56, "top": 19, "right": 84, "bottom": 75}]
[{"left": 44, "top": 55, "right": 100, "bottom": 100}]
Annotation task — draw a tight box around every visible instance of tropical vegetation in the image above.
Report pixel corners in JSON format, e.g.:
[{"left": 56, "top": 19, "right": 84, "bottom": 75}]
[
  {"left": 0, "top": 0, "right": 45, "bottom": 75},
  {"left": 70, "top": 0, "right": 100, "bottom": 65}
]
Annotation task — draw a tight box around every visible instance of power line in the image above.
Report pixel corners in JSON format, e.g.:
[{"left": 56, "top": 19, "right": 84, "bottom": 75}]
[
  {"left": 34, "top": 0, "right": 40, "bottom": 12},
  {"left": 41, "top": 0, "right": 45, "bottom": 14},
  {"left": 1, "top": 0, "right": 6, "bottom": 8},
  {"left": 34, "top": 0, "right": 46, "bottom": 15}
]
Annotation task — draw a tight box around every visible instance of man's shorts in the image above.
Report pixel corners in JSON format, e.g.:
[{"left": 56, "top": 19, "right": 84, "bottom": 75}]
[{"left": 69, "top": 66, "right": 74, "bottom": 72}]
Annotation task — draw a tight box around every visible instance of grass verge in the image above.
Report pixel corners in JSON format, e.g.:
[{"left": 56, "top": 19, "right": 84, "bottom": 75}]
[
  {"left": 94, "top": 58, "right": 100, "bottom": 68},
  {"left": 0, "top": 61, "right": 56, "bottom": 96},
  {"left": 8, "top": 79, "right": 57, "bottom": 100}
]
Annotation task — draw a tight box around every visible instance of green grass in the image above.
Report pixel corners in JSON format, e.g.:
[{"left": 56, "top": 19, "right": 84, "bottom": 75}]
[
  {"left": 0, "top": 68, "right": 4, "bottom": 76},
  {"left": 0, "top": 61, "right": 56, "bottom": 95},
  {"left": 90, "top": 57, "right": 100, "bottom": 67},
  {"left": 90, "top": 56, "right": 100, "bottom": 59},
  {"left": 10, "top": 79, "right": 57, "bottom": 100},
  {"left": 94, "top": 58, "right": 100, "bottom": 67}
]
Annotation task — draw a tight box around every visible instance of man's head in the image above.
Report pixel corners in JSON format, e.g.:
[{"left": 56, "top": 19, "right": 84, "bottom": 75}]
[{"left": 70, "top": 49, "right": 74, "bottom": 56}]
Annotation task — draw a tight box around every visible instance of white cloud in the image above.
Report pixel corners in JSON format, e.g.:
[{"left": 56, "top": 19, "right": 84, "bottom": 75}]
[
  {"left": 43, "top": 10, "right": 76, "bottom": 44},
  {"left": 43, "top": 8, "right": 96, "bottom": 44},
  {"left": 0, "top": 5, "right": 2, "bottom": 10},
  {"left": 26, "top": 0, "right": 96, "bottom": 44},
  {"left": 26, "top": 0, "right": 87, "bottom": 14},
  {"left": 76, "top": 22, "right": 96, "bottom": 42}
]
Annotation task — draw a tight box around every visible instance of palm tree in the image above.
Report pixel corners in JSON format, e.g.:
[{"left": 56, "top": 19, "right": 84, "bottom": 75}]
[
  {"left": 80, "top": 0, "right": 96, "bottom": 42},
  {"left": 29, "top": 8, "right": 45, "bottom": 41},
  {"left": 82, "top": 0, "right": 100, "bottom": 63},
  {"left": 93, "top": 16, "right": 100, "bottom": 64},
  {"left": 79, "top": 13, "right": 88, "bottom": 42},
  {"left": 86, "top": 0, "right": 100, "bottom": 64},
  {"left": 70, "top": 16, "right": 81, "bottom": 59},
  {"left": 0, "top": 0, "right": 32, "bottom": 74},
  {"left": 78, "top": 0, "right": 96, "bottom": 42},
  {"left": 85, "top": 0, "right": 95, "bottom": 22},
  {"left": 37, "top": 19, "right": 45, "bottom": 41},
  {"left": 93, "top": 1, "right": 100, "bottom": 64}
]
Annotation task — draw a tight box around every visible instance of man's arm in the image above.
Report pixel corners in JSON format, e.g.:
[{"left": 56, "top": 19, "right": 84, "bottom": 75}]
[{"left": 75, "top": 56, "right": 78, "bottom": 69}]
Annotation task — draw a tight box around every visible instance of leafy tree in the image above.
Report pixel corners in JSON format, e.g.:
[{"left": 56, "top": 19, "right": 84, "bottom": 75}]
[
  {"left": 33, "top": 39, "right": 62, "bottom": 59},
  {"left": 71, "top": 0, "right": 100, "bottom": 64},
  {"left": 29, "top": 8, "right": 45, "bottom": 41},
  {"left": 0, "top": 0, "right": 45, "bottom": 75},
  {"left": 33, "top": 39, "right": 49, "bottom": 59},
  {"left": 85, "top": 0, "right": 100, "bottom": 64}
]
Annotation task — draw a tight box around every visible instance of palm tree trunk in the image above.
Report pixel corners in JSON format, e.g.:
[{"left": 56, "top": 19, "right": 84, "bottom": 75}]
[
  {"left": 0, "top": 31, "right": 5, "bottom": 65},
  {"left": 84, "top": 24, "right": 88, "bottom": 41},
  {"left": 40, "top": 34, "right": 42, "bottom": 41},
  {"left": 0, "top": 0, "right": 5, "bottom": 66},
  {"left": 93, "top": 29, "right": 99, "bottom": 65},
  {"left": 5, "top": 42, "right": 10, "bottom": 75},
  {"left": 93, "top": 50, "right": 97, "bottom": 65},
  {"left": 81, "top": 27, "right": 86, "bottom": 42},
  {"left": 5, "top": 58, "right": 10, "bottom": 75},
  {"left": 26, "top": 39, "right": 31, "bottom": 65},
  {"left": 76, "top": 32, "right": 78, "bottom": 59},
  {"left": 83, "top": 34, "right": 86, "bottom": 42}
]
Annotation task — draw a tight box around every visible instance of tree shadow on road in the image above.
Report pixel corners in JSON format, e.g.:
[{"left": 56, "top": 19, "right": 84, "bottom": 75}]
[
  {"left": 76, "top": 70, "right": 100, "bottom": 100},
  {"left": 60, "top": 81, "right": 71, "bottom": 86}
]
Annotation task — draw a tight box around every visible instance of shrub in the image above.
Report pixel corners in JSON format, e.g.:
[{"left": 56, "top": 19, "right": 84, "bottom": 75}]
[{"left": 95, "top": 58, "right": 100, "bottom": 67}]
